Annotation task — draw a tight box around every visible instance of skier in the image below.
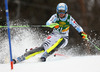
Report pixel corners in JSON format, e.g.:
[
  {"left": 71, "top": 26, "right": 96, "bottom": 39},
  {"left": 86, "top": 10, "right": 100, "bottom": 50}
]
[{"left": 13, "top": 3, "right": 87, "bottom": 64}]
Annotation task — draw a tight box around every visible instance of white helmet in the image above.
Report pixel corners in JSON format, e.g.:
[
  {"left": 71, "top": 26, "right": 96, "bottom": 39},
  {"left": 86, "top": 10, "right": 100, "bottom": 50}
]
[{"left": 56, "top": 3, "right": 68, "bottom": 14}]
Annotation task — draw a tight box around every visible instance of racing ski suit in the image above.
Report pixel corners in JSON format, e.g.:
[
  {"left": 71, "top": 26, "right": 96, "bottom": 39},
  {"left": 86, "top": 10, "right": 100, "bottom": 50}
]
[{"left": 13, "top": 13, "right": 84, "bottom": 63}]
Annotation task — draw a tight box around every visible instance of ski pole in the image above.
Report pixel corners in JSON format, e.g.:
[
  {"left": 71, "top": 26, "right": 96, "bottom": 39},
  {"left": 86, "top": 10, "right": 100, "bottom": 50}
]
[
  {"left": 86, "top": 38, "right": 100, "bottom": 51},
  {"left": 0, "top": 23, "right": 59, "bottom": 28},
  {"left": 0, "top": 25, "right": 29, "bottom": 28},
  {"left": 54, "top": 53, "right": 69, "bottom": 58}
]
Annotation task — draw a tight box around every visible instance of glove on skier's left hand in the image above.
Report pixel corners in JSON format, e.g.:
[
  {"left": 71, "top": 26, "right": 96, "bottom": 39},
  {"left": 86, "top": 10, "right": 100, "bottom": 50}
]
[{"left": 79, "top": 32, "right": 88, "bottom": 40}]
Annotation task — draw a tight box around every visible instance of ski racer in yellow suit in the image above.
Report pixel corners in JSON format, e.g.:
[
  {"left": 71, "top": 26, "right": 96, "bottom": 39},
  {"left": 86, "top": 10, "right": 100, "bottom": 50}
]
[{"left": 13, "top": 3, "right": 87, "bottom": 63}]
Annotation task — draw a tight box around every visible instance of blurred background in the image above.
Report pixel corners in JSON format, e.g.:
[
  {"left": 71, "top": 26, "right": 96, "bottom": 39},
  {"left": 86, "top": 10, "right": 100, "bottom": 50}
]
[{"left": 0, "top": 0, "right": 100, "bottom": 55}]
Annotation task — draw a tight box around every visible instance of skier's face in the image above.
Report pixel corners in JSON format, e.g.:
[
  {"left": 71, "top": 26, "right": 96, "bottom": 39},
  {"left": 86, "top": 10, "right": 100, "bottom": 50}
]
[
  {"left": 58, "top": 10, "right": 66, "bottom": 18},
  {"left": 58, "top": 13, "right": 66, "bottom": 18}
]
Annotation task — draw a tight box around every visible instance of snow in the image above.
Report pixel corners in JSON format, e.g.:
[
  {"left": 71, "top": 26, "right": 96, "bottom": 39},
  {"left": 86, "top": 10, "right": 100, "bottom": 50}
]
[
  {"left": 0, "top": 20, "right": 100, "bottom": 72},
  {"left": 0, "top": 55, "right": 100, "bottom": 72}
]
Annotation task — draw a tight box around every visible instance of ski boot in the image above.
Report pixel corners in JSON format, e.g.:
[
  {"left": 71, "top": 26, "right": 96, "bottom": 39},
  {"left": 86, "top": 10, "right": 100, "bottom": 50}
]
[
  {"left": 13, "top": 55, "right": 25, "bottom": 64},
  {"left": 13, "top": 59, "right": 17, "bottom": 64},
  {"left": 40, "top": 52, "right": 50, "bottom": 62}
]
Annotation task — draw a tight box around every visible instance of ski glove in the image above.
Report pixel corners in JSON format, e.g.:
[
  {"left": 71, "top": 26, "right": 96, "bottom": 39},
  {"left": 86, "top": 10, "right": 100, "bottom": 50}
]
[
  {"left": 79, "top": 32, "right": 88, "bottom": 40},
  {"left": 46, "top": 23, "right": 59, "bottom": 28}
]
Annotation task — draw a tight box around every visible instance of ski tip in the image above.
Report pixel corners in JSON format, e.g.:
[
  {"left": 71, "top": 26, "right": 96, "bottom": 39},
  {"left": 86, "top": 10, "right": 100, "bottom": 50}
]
[{"left": 12, "top": 59, "right": 16, "bottom": 64}]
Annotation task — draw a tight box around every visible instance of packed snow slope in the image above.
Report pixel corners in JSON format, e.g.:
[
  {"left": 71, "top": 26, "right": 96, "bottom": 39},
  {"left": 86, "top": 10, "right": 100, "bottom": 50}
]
[
  {"left": 0, "top": 55, "right": 100, "bottom": 72},
  {"left": 0, "top": 20, "right": 100, "bottom": 72}
]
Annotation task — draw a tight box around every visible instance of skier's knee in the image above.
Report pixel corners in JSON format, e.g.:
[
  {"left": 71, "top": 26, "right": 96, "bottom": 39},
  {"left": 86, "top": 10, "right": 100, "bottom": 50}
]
[{"left": 46, "top": 38, "right": 65, "bottom": 53}]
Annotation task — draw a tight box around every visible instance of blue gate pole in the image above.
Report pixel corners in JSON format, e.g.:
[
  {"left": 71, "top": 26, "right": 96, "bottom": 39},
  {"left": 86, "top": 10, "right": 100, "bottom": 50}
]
[{"left": 4, "top": 0, "right": 13, "bottom": 70}]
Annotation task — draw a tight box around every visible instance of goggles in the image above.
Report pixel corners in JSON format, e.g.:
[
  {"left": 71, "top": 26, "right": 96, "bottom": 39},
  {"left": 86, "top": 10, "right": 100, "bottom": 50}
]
[{"left": 58, "top": 10, "right": 66, "bottom": 14}]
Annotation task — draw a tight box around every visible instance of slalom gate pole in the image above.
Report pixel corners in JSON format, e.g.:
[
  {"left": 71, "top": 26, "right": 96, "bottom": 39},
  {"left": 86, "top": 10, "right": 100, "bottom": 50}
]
[
  {"left": 4, "top": 0, "right": 13, "bottom": 70},
  {"left": 87, "top": 38, "right": 100, "bottom": 51}
]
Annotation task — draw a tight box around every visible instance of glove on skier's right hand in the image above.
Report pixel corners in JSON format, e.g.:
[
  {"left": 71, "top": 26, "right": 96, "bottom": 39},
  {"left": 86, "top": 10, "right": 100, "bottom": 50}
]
[
  {"left": 46, "top": 23, "right": 59, "bottom": 28},
  {"left": 54, "top": 25, "right": 59, "bottom": 29}
]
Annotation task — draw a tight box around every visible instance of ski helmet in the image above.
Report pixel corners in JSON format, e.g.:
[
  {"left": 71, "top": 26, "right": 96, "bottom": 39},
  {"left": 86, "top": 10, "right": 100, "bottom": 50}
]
[{"left": 56, "top": 3, "right": 68, "bottom": 14}]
